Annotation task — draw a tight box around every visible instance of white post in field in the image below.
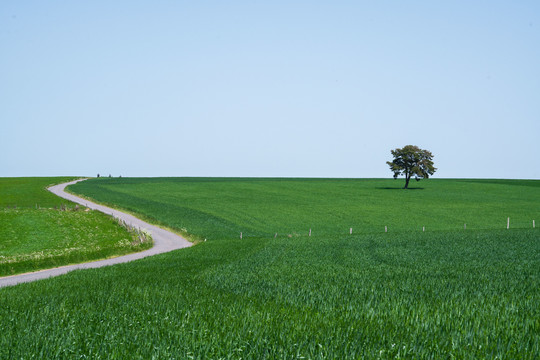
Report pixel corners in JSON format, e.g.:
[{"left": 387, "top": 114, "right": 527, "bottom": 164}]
[
  {"left": 350, "top": 228, "right": 352, "bottom": 235},
  {"left": 507, "top": 217, "right": 510, "bottom": 230}
]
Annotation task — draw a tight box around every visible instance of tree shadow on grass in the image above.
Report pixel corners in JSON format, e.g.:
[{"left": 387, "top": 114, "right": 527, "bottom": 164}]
[{"left": 376, "top": 187, "right": 425, "bottom": 190}]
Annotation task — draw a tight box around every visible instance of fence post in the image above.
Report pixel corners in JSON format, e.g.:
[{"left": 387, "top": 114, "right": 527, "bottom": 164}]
[
  {"left": 385, "top": 226, "right": 387, "bottom": 233},
  {"left": 422, "top": 226, "right": 425, "bottom": 232},
  {"left": 507, "top": 217, "right": 510, "bottom": 230},
  {"left": 464, "top": 223, "right": 466, "bottom": 230},
  {"left": 533, "top": 220, "right": 535, "bottom": 228},
  {"left": 274, "top": 233, "right": 277, "bottom": 238},
  {"left": 240, "top": 232, "right": 242, "bottom": 239},
  {"left": 350, "top": 227, "right": 352, "bottom": 235},
  {"left": 309, "top": 228, "right": 311, "bottom": 237}
]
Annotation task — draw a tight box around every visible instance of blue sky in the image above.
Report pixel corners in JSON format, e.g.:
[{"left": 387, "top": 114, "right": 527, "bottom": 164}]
[{"left": 2, "top": 1, "right": 539, "bottom": 178}]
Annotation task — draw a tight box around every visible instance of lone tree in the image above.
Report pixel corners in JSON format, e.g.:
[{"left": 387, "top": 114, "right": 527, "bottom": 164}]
[{"left": 387, "top": 145, "right": 436, "bottom": 189}]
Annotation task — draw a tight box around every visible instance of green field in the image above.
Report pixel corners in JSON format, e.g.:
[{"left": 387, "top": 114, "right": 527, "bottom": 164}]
[
  {"left": 0, "top": 178, "right": 152, "bottom": 275},
  {"left": 0, "top": 177, "right": 78, "bottom": 208},
  {"left": 69, "top": 177, "right": 539, "bottom": 238},
  {"left": 0, "top": 177, "right": 538, "bottom": 358}
]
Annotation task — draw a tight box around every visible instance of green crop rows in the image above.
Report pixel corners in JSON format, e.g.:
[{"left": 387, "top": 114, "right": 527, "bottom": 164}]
[
  {"left": 0, "top": 178, "right": 152, "bottom": 275},
  {"left": 0, "top": 177, "right": 538, "bottom": 358},
  {"left": 69, "top": 177, "right": 540, "bottom": 239}
]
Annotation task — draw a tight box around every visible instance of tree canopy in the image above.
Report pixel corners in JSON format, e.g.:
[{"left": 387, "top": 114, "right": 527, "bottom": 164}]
[{"left": 387, "top": 145, "right": 436, "bottom": 189}]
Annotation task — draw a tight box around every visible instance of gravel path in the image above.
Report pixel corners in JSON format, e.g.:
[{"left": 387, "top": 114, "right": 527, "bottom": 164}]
[{"left": 0, "top": 179, "right": 192, "bottom": 288}]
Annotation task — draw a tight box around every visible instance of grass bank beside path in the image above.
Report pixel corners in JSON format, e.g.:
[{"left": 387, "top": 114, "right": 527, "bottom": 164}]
[
  {"left": 0, "top": 177, "right": 79, "bottom": 208},
  {"left": 0, "top": 178, "right": 152, "bottom": 276}
]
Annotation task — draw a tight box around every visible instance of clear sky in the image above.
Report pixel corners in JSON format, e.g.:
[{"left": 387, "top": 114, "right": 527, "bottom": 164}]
[{"left": 2, "top": 1, "right": 539, "bottom": 179}]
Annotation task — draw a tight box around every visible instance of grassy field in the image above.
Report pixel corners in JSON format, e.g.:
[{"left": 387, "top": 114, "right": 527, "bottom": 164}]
[
  {"left": 69, "top": 177, "right": 540, "bottom": 239},
  {"left": 0, "top": 177, "right": 78, "bottom": 208},
  {"left": 0, "top": 177, "right": 538, "bottom": 358},
  {"left": 0, "top": 178, "right": 152, "bottom": 275}
]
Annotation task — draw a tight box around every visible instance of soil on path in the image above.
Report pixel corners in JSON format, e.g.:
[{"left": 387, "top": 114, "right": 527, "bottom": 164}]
[{"left": 0, "top": 179, "right": 192, "bottom": 288}]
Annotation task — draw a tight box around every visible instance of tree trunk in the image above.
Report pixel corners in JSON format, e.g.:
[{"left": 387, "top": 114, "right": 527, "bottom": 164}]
[{"left": 404, "top": 174, "right": 411, "bottom": 189}]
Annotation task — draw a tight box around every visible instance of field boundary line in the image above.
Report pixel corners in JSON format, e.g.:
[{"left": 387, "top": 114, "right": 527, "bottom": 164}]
[{"left": 0, "top": 179, "right": 192, "bottom": 288}]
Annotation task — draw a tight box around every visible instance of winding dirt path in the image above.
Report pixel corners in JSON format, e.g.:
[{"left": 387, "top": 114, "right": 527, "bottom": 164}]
[{"left": 0, "top": 179, "right": 192, "bottom": 288}]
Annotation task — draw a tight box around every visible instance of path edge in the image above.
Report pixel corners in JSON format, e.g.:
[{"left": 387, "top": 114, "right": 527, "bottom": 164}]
[{"left": 0, "top": 178, "right": 192, "bottom": 288}]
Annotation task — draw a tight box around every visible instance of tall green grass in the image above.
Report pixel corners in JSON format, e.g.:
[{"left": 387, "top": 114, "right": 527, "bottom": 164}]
[
  {"left": 0, "top": 230, "right": 538, "bottom": 358},
  {"left": 0, "top": 177, "right": 537, "bottom": 358}
]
